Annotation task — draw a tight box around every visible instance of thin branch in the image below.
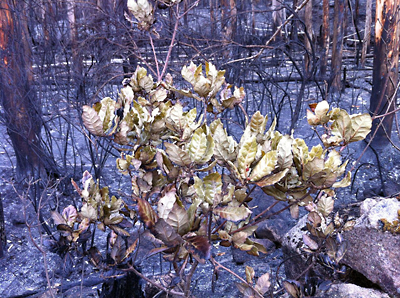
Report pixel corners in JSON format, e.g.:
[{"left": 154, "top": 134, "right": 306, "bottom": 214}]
[
  {"left": 223, "top": 0, "right": 311, "bottom": 66},
  {"left": 125, "top": 265, "right": 186, "bottom": 297},
  {"left": 211, "top": 257, "right": 263, "bottom": 298}
]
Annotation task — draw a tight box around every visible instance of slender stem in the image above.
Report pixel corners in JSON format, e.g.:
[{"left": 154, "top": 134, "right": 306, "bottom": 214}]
[
  {"left": 224, "top": 0, "right": 310, "bottom": 66},
  {"left": 350, "top": 80, "right": 400, "bottom": 171},
  {"left": 184, "top": 260, "right": 198, "bottom": 296},
  {"left": 211, "top": 257, "right": 263, "bottom": 298},
  {"left": 160, "top": 4, "right": 180, "bottom": 81},
  {"left": 208, "top": 211, "right": 213, "bottom": 242},
  {"left": 230, "top": 202, "right": 292, "bottom": 235},
  {"left": 148, "top": 33, "right": 160, "bottom": 80},
  {"left": 125, "top": 265, "right": 186, "bottom": 296},
  {"left": 238, "top": 103, "right": 249, "bottom": 126},
  {"left": 251, "top": 200, "right": 280, "bottom": 223}
]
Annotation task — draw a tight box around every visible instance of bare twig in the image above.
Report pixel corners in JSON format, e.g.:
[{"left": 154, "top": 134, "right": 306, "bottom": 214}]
[
  {"left": 125, "top": 265, "right": 186, "bottom": 297},
  {"left": 211, "top": 257, "right": 263, "bottom": 298},
  {"left": 223, "top": 0, "right": 311, "bottom": 66}
]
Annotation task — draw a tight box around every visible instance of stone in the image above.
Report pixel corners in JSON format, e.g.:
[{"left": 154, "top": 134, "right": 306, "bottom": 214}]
[
  {"left": 315, "top": 283, "right": 390, "bottom": 298},
  {"left": 231, "top": 238, "right": 275, "bottom": 265},
  {"left": 359, "top": 197, "right": 400, "bottom": 228},
  {"left": 281, "top": 283, "right": 390, "bottom": 298},
  {"left": 342, "top": 197, "right": 400, "bottom": 297},
  {"left": 280, "top": 198, "right": 400, "bottom": 297},
  {"left": 255, "top": 218, "right": 293, "bottom": 243},
  {"left": 281, "top": 216, "right": 331, "bottom": 281}
]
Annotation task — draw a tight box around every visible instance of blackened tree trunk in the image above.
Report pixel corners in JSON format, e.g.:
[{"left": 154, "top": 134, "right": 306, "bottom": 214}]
[
  {"left": 221, "top": 0, "right": 237, "bottom": 58},
  {"left": 0, "top": 193, "right": 4, "bottom": 258},
  {"left": 304, "top": 0, "right": 313, "bottom": 77},
  {"left": 66, "top": 0, "right": 86, "bottom": 102},
  {"left": 369, "top": 0, "right": 400, "bottom": 147},
  {"left": 361, "top": 0, "right": 373, "bottom": 66},
  {"left": 0, "top": 0, "right": 52, "bottom": 181},
  {"left": 272, "top": 0, "right": 286, "bottom": 41},
  {"left": 330, "top": 0, "right": 345, "bottom": 94},
  {"left": 210, "top": 0, "right": 216, "bottom": 37},
  {"left": 251, "top": 0, "right": 256, "bottom": 35},
  {"left": 320, "top": 0, "right": 329, "bottom": 78}
]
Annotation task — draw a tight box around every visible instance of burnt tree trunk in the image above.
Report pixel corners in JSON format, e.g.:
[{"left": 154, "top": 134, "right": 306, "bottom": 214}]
[
  {"left": 0, "top": 0, "right": 53, "bottom": 181},
  {"left": 272, "top": 0, "right": 286, "bottom": 41},
  {"left": 66, "top": 0, "right": 85, "bottom": 102},
  {"left": 251, "top": 0, "right": 256, "bottom": 35},
  {"left": 369, "top": 0, "right": 400, "bottom": 148},
  {"left": 330, "top": 0, "right": 345, "bottom": 94},
  {"left": 320, "top": 0, "right": 330, "bottom": 80},
  {"left": 304, "top": 0, "right": 313, "bottom": 77},
  {"left": 0, "top": 193, "right": 4, "bottom": 258},
  {"left": 210, "top": 0, "right": 216, "bottom": 37},
  {"left": 221, "top": 0, "right": 237, "bottom": 56},
  {"left": 361, "top": 0, "right": 373, "bottom": 66}
]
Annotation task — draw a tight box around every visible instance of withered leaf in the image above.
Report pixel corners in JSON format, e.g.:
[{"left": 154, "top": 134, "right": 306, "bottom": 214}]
[
  {"left": 317, "top": 196, "right": 334, "bottom": 217},
  {"left": 51, "top": 211, "right": 66, "bottom": 226},
  {"left": 146, "top": 246, "right": 171, "bottom": 258},
  {"left": 283, "top": 280, "right": 301, "bottom": 298},
  {"left": 153, "top": 218, "right": 183, "bottom": 247},
  {"left": 164, "top": 143, "right": 192, "bottom": 167},
  {"left": 184, "top": 235, "right": 211, "bottom": 261},
  {"left": 236, "top": 282, "right": 255, "bottom": 298},
  {"left": 137, "top": 198, "right": 158, "bottom": 230},
  {"left": 166, "top": 203, "right": 190, "bottom": 236},
  {"left": 245, "top": 266, "right": 255, "bottom": 284},
  {"left": 123, "top": 238, "right": 138, "bottom": 261},
  {"left": 290, "top": 204, "right": 299, "bottom": 219},
  {"left": 308, "top": 211, "right": 322, "bottom": 228},
  {"left": 335, "top": 240, "right": 348, "bottom": 262},
  {"left": 82, "top": 105, "right": 105, "bottom": 136},
  {"left": 255, "top": 272, "right": 271, "bottom": 295},
  {"left": 303, "top": 234, "right": 319, "bottom": 251},
  {"left": 110, "top": 235, "right": 126, "bottom": 264},
  {"left": 109, "top": 224, "right": 130, "bottom": 237},
  {"left": 88, "top": 246, "right": 103, "bottom": 268},
  {"left": 214, "top": 206, "right": 251, "bottom": 222}
]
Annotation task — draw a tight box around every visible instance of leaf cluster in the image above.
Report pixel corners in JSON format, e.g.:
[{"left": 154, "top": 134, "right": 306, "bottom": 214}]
[{"left": 68, "top": 63, "right": 372, "bottom": 295}]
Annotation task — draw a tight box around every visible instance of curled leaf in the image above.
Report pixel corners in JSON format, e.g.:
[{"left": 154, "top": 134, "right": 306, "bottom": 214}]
[
  {"left": 82, "top": 105, "right": 105, "bottom": 136},
  {"left": 214, "top": 206, "right": 252, "bottom": 222},
  {"left": 303, "top": 234, "right": 319, "bottom": 251},
  {"left": 307, "top": 100, "right": 330, "bottom": 125},
  {"left": 255, "top": 273, "right": 271, "bottom": 295},
  {"left": 137, "top": 198, "right": 158, "bottom": 230}
]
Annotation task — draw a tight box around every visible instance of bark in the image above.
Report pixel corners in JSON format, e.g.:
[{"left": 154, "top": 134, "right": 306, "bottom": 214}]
[
  {"left": 230, "top": 0, "right": 237, "bottom": 41},
  {"left": 221, "top": 0, "right": 237, "bottom": 59},
  {"left": 361, "top": 0, "right": 373, "bottom": 66},
  {"left": 330, "top": 0, "right": 345, "bottom": 94},
  {"left": 370, "top": 0, "right": 400, "bottom": 147},
  {"left": 66, "top": 0, "right": 85, "bottom": 101},
  {"left": 0, "top": 194, "right": 4, "bottom": 259},
  {"left": 0, "top": 0, "right": 51, "bottom": 180},
  {"left": 272, "top": 0, "right": 286, "bottom": 41},
  {"left": 251, "top": 0, "right": 256, "bottom": 35},
  {"left": 210, "top": 0, "right": 215, "bottom": 37},
  {"left": 184, "top": 0, "right": 188, "bottom": 27},
  {"left": 320, "top": 0, "right": 330, "bottom": 77},
  {"left": 304, "top": 0, "right": 313, "bottom": 77}
]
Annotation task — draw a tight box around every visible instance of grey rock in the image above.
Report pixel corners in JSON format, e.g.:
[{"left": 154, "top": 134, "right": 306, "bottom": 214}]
[
  {"left": 281, "top": 216, "right": 330, "bottom": 280},
  {"left": 342, "top": 197, "right": 400, "bottom": 297},
  {"left": 358, "top": 197, "right": 400, "bottom": 229},
  {"left": 282, "top": 283, "right": 390, "bottom": 298},
  {"left": 315, "top": 283, "right": 390, "bottom": 298},
  {"left": 255, "top": 218, "right": 293, "bottom": 243},
  {"left": 231, "top": 238, "right": 275, "bottom": 265},
  {"left": 231, "top": 246, "right": 251, "bottom": 265}
]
